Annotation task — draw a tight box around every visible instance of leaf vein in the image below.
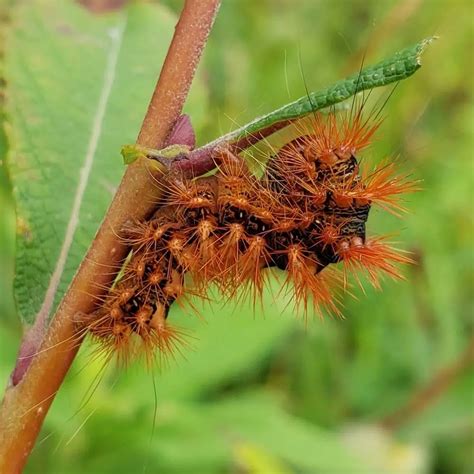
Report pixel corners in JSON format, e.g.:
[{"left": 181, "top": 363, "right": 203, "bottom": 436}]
[{"left": 34, "top": 16, "right": 127, "bottom": 326}]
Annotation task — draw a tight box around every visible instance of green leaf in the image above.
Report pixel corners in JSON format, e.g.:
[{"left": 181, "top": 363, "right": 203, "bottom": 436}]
[
  {"left": 32, "top": 391, "right": 373, "bottom": 474},
  {"left": 208, "top": 37, "right": 435, "bottom": 146},
  {"left": 121, "top": 143, "right": 191, "bottom": 165},
  {"left": 208, "top": 392, "right": 374, "bottom": 473},
  {"left": 120, "top": 144, "right": 149, "bottom": 165},
  {"left": 5, "top": 0, "right": 207, "bottom": 324}
]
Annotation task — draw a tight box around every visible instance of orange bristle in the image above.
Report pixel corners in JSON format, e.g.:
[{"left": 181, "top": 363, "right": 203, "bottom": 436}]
[
  {"left": 237, "top": 235, "right": 271, "bottom": 304},
  {"left": 358, "top": 161, "right": 420, "bottom": 215},
  {"left": 281, "top": 244, "right": 340, "bottom": 320},
  {"left": 330, "top": 161, "right": 419, "bottom": 216},
  {"left": 337, "top": 236, "right": 414, "bottom": 289},
  {"left": 213, "top": 222, "right": 248, "bottom": 294},
  {"left": 303, "top": 108, "right": 381, "bottom": 163}
]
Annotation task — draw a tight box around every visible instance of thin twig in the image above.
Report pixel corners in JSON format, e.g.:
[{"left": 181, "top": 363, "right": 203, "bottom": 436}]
[
  {"left": 0, "top": 1, "right": 220, "bottom": 471},
  {"left": 172, "top": 119, "right": 293, "bottom": 177}
]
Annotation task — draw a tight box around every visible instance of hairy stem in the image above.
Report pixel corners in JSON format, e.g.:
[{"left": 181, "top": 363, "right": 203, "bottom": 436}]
[
  {"left": 172, "top": 119, "right": 293, "bottom": 177},
  {"left": 0, "top": 1, "right": 220, "bottom": 471}
]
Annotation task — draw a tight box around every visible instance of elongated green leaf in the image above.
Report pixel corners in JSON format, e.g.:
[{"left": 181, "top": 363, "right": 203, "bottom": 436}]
[
  {"left": 207, "top": 37, "right": 434, "bottom": 147},
  {"left": 6, "top": 1, "right": 206, "bottom": 324}
]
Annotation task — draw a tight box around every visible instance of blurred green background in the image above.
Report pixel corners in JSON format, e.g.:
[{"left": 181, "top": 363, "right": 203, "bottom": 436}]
[{"left": 0, "top": 0, "right": 473, "bottom": 473}]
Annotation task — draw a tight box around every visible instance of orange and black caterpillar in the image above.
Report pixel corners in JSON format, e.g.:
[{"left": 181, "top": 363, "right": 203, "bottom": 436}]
[{"left": 85, "top": 105, "right": 417, "bottom": 363}]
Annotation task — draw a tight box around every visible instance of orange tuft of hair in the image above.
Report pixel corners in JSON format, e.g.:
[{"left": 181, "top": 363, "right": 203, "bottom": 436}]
[
  {"left": 84, "top": 96, "right": 418, "bottom": 366},
  {"left": 337, "top": 236, "right": 414, "bottom": 290},
  {"left": 301, "top": 108, "right": 381, "bottom": 165}
]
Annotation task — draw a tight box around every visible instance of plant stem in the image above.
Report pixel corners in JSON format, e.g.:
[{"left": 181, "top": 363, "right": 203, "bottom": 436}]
[
  {"left": 172, "top": 119, "right": 293, "bottom": 177},
  {"left": 380, "top": 335, "right": 474, "bottom": 431},
  {"left": 0, "top": 1, "right": 220, "bottom": 471}
]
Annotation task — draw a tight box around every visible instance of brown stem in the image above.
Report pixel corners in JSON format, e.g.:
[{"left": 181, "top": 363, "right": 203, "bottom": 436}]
[
  {"left": 380, "top": 335, "right": 474, "bottom": 431},
  {"left": 173, "top": 119, "right": 293, "bottom": 178},
  {"left": 0, "top": 1, "right": 220, "bottom": 471}
]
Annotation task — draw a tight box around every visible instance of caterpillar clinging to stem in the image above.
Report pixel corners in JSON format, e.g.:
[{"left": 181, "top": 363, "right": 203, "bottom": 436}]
[
  {"left": 80, "top": 93, "right": 418, "bottom": 366},
  {"left": 76, "top": 36, "right": 435, "bottom": 367}
]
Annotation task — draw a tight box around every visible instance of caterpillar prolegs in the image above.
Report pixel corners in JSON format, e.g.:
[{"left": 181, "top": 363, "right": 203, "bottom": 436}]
[{"left": 85, "top": 107, "right": 417, "bottom": 364}]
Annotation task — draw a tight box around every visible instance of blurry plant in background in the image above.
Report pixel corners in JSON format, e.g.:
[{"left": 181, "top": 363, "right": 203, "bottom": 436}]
[{"left": 0, "top": 0, "right": 472, "bottom": 473}]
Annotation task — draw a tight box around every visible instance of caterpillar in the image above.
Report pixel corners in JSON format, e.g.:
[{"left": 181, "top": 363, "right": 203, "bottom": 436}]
[{"left": 83, "top": 101, "right": 417, "bottom": 365}]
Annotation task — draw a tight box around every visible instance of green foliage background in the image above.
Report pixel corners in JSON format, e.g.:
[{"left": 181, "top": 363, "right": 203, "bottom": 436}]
[{"left": 0, "top": 0, "right": 472, "bottom": 473}]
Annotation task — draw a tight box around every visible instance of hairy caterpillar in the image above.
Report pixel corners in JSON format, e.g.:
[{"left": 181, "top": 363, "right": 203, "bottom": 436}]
[{"left": 83, "top": 101, "right": 417, "bottom": 365}]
